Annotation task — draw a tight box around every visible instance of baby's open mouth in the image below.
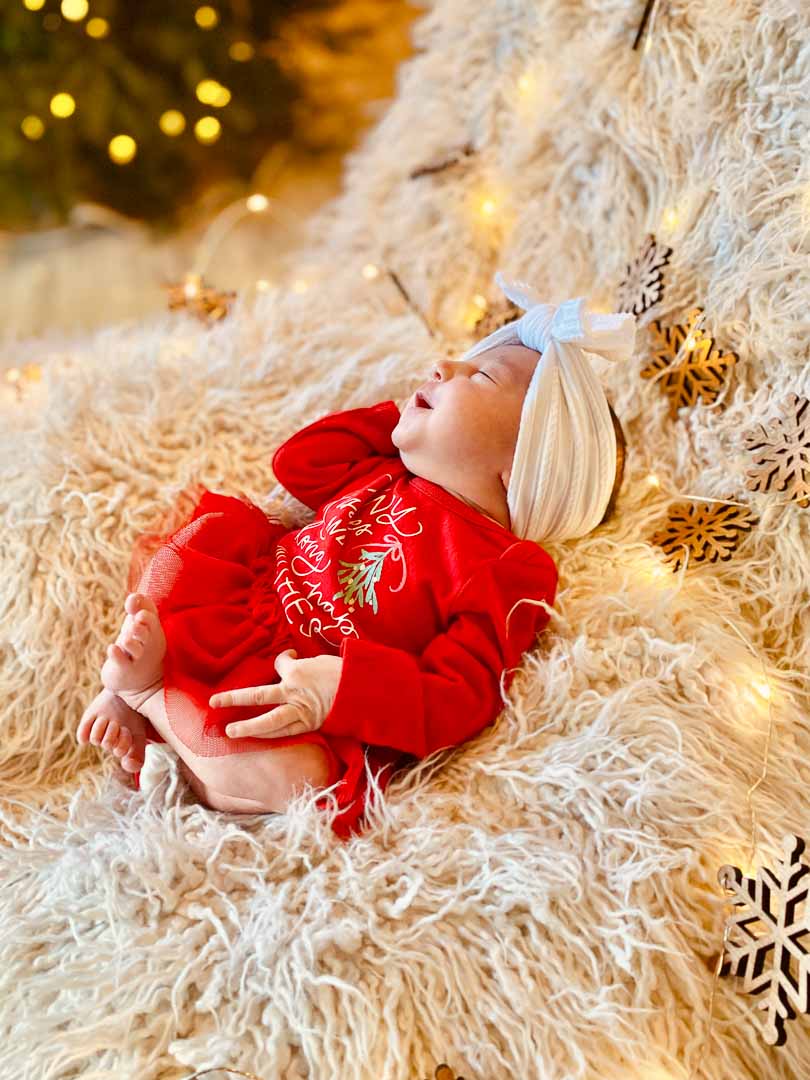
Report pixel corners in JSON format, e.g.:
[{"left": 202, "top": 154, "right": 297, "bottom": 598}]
[{"left": 414, "top": 391, "right": 432, "bottom": 409}]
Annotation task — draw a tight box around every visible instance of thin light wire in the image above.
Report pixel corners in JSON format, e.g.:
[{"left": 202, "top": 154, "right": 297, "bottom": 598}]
[{"left": 184, "top": 1068, "right": 265, "bottom": 1079}]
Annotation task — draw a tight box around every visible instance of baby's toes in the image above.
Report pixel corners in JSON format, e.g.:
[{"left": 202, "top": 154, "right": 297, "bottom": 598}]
[
  {"left": 111, "top": 725, "right": 134, "bottom": 760},
  {"left": 99, "top": 718, "right": 120, "bottom": 750},
  {"left": 125, "top": 592, "right": 158, "bottom": 617}
]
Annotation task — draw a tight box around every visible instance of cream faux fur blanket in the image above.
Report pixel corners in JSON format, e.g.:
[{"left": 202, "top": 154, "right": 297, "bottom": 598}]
[{"left": 2, "top": 1, "right": 809, "bottom": 1077}]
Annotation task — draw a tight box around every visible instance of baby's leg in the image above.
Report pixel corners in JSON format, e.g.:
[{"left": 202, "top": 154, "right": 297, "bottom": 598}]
[
  {"left": 136, "top": 685, "right": 332, "bottom": 813},
  {"left": 96, "top": 591, "right": 332, "bottom": 813}
]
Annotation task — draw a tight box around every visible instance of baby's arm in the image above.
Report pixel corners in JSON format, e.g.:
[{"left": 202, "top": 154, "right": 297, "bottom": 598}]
[
  {"left": 319, "top": 546, "right": 558, "bottom": 759},
  {"left": 272, "top": 400, "right": 401, "bottom": 511}
]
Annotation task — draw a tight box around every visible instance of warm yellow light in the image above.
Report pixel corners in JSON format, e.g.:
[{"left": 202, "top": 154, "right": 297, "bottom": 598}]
[
  {"left": 472, "top": 293, "right": 488, "bottom": 310},
  {"left": 194, "top": 116, "right": 221, "bottom": 144},
  {"left": 86, "top": 16, "right": 110, "bottom": 38},
  {"left": 108, "top": 134, "right": 137, "bottom": 164},
  {"left": 684, "top": 335, "right": 696, "bottom": 350},
  {"left": 61, "top": 0, "right": 88, "bottom": 20},
  {"left": 229, "top": 40, "right": 255, "bottom": 62},
  {"left": 21, "top": 115, "right": 45, "bottom": 140},
  {"left": 291, "top": 279, "right": 309, "bottom": 293},
  {"left": 362, "top": 263, "right": 380, "bottom": 280},
  {"left": 647, "top": 473, "right": 660, "bottom": 487},
  {"left": 50, "top": 93, "right": 76, "bottom": 118},
  {"left": 23, "top": 0, "right": 45, "bottom": 9},
  {"left": 751, "top": 678, "right": 772, "bottom": 701},
  {"left": 517, "top": 72, "right": 534, "bottom": 94},
  {"left": 662, "top": 207, "right": 679, "bottom": 230},
  {"left": 195, "top": 5, "right": 219, "bottom": 28},
  {"left": 480, "top": 198, "right": 497, "bottom": 217},
  {"left": 256, "top": 279, "right": 270, "bottom": 292},
  {"left": 246, "top": 193, "right": 268, "bottom": 213},
  {"left": 196, "top": 79, "right": 230, "bottom": 107},
  {"left": 183, "top": 274, "right": 201, "bottom": 299},
  {"left": 6, "top": 368, "right": 20, "bottom": 383},
  {"left": 159, "top": 109, "right": 186, "bottom": 136}
]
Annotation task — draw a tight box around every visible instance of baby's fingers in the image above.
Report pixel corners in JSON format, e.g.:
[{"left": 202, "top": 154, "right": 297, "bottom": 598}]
[
  {"left": 209, "top": 683, "right": 282, "bottom": 709},
  {"left": 225, "top": 705, "right": 303, "bottom": 739}
]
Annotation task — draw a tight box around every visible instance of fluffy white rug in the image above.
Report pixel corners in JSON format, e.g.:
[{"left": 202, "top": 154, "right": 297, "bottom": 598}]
[{"left": 2, "top": 1, "right": 809, "bottom": 1077}]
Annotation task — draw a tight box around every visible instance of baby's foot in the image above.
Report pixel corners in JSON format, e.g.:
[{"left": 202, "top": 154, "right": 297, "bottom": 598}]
[
  {"left": 101, "top": 592, "right": 166, "bottom": 713},
  {"left": 76, "top": 687, "right": 149, "bottom": 773}
]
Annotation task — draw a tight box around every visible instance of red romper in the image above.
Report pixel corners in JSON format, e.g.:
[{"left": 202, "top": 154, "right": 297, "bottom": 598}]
[{"left": 127, "top": 400, "right": 559, "bottom": 840}]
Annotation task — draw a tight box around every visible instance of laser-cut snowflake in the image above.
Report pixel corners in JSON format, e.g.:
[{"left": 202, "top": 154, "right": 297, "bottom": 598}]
[
  {"left": 615, "top": 232, "right": 673, "bottom": 317},
  {"left": 741, "top": 392, "right": 810, "bottom": 509},
  {"left": 165, "top": 272, "right": 236, "bottom": 323},
  {"left": 649, "top": 498, "right": 758, "bottom": 571},
  {"left": 641, "top": 307, "right": 739, "bottom": 419},
  {"left": 717, "top": 834, "right": 810, "bottom": 1047}
]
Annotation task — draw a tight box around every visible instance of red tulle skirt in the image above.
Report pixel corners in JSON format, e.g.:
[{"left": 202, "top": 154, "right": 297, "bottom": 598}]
[{"left": 125, "top": 484, "right": 401, "bottom": 840}]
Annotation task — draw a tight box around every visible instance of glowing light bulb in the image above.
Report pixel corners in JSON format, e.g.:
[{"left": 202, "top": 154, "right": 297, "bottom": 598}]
[
  {"left": 108, "top": 134, "right": 137, "bottom": 164},
  {"left": 194, "top": 116, "right": 221, "bottom": 144},
  {"left": 751, "top": 678, "right": 772, "bottom": 701},
  {"left": 362, "top": 263, "right": 380, "bottom": 280},
  {"left": 472, "top": 294, "right": 488, "bottom": 310},
  {"left": 159, "top": 110, "right": 186, "bottom": 137},
  {"left": 21, "top": 115, "right": 45, "bottom": 140},
  {"left": 196, "top": 79, "right": 230, "bottom": 107},
  {"left": 480, "top": 198, "right": 497, "bottom": 217},
  {"left": 183, "top": 274, "right": 201, "bottom": 299},
  {"left": 86, "top": 16, "right": 110, "bottom": 37},
  {"left": 662, "top": 207, "right": 679, "bottom": 230},
  {"left": 246, "top": 193, "right": 269, "bottom": 213},
  {"left": 256, "top": 279, "right": 270, "bottom": 292},
  {"left": 50, "top": 93, "right": 76, "bottom": 118},
  {"left": 517, "top": 72, "right": 534, "bottom": 94},
  {"left": 61, "top": 0, "right": 88, "bottom": 20},
  {"left": 24, "top": 0, "right": 45, "bottom": 10},
  {"left": 647, "top": 473, "right": 660, "bottom": 487},
  {"left": 229, "top": 41, "right": 254, "bottom": 62},
  {"left": 195, "top": 5, "right": 219, "bottom": 28},
  {"left": 684, "top": 335, "right": 696, "bottom": 350}
]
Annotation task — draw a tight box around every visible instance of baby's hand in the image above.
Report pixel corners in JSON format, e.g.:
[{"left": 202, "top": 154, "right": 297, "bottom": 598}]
[{"left": 209, "top": 649, "right": 343, "bottom": 738}]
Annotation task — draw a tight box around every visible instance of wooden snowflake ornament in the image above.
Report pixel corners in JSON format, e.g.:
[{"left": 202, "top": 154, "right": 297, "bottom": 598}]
[
  {"left": 649, "top": 498, "right": 758, "bottom": 571},
  {"left": 641, "top": 307, "right": 739, "bottom": 419},
  {"left": 165, "top": 272, "right": 236, "bottom": 324},
  {"left": 717, "top": 834, "right": 810, "bottom": 1047},
  {"left": 741, "top": 392, "right": 810, "bottom": 509},
  {"left": 615, "top": 232, "right": 673, "bottom": 317}
]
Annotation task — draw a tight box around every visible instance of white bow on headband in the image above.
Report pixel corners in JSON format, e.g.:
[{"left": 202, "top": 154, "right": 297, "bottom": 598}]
[{"left": 458, "top": 271, "right": 637, "bottom": 543}]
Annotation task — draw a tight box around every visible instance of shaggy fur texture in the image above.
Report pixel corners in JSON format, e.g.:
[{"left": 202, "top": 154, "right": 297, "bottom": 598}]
[{"left": 2, "top": 1, "right": 810, "bottom": 1077}]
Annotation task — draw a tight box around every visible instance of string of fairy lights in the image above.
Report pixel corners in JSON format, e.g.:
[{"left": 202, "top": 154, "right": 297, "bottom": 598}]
[{"left": 5, "top": 3, "right": 808, "bottom": 1076}]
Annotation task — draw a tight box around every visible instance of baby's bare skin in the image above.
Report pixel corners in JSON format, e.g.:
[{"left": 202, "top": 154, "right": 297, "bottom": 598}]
[
  {"left": 76, "top": 593, "right": 164, "bottom": 770},
  {"left": 77, "top": 592, "right": 332, "bottom": 812}
]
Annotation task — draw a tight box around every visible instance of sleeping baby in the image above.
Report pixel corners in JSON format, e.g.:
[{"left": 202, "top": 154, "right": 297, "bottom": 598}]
[{"left": 76, "top": 271, "right": 636, "bottom": 839}]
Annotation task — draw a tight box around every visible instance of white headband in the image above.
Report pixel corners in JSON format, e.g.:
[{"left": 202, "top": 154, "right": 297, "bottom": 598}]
[{"left": 458, "top": 271, "right": 637, "bottom": 543}]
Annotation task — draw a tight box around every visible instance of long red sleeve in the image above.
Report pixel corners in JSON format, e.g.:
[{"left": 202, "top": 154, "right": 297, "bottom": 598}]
[
  {"left": 272, "top": 400, "right": 400, "bottom": 511},
  {"left": 319, "top": 543, "right": 558, "bottom": 759}
]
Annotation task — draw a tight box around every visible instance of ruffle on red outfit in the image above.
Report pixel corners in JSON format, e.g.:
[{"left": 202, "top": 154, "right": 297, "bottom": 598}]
[{"left": 125, "top": 486, "right": 394, "bottom": 840}]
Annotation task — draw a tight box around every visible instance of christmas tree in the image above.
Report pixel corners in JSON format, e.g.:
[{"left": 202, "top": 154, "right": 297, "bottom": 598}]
[{"left": 0, "top": 0, "right": 416, "bottom": 232}]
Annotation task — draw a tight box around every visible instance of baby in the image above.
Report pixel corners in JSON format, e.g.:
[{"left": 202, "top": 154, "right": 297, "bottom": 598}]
[{"left": 76, "top": 273, "right": 635, "bottom": 839}]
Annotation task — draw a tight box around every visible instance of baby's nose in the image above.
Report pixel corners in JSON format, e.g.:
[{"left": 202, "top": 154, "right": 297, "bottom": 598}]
[{"left": 433, "top": 359, "right": 459, "bottom": 380}]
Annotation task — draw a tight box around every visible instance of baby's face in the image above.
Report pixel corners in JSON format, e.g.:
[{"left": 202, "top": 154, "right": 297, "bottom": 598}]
[{"left": 391, "top": 343, "right": 540, "bottom": 528}]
